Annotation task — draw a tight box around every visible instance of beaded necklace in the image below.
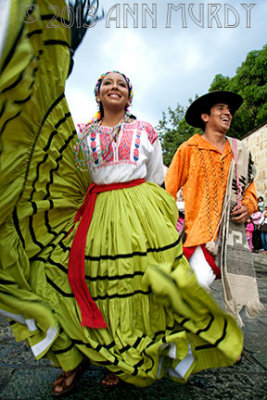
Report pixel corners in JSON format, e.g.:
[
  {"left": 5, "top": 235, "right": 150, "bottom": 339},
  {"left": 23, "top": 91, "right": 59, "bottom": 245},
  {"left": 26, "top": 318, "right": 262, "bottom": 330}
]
[{"left": 74, "top": 113, "right": 133, "bottom": 171}]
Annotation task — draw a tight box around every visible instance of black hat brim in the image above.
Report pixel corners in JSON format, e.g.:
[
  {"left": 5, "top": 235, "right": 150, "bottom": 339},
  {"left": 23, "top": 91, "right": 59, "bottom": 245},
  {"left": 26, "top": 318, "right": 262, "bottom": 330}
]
[{"left": 185, "top": 91, "right": 243, "bottom": 128}]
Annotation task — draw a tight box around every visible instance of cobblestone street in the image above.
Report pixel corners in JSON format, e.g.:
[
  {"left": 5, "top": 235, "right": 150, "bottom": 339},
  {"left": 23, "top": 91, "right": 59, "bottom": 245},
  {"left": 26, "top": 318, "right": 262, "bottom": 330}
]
[{"left": 0, "top": 253, "right": 266, "bottom": 400}]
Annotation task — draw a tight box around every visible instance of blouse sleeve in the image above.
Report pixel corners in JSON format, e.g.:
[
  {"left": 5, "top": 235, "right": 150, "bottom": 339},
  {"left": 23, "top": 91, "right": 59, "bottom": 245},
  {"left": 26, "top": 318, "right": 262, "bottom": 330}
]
[{"left": 146, "top": 138, "right": 165, "bottom": 186}]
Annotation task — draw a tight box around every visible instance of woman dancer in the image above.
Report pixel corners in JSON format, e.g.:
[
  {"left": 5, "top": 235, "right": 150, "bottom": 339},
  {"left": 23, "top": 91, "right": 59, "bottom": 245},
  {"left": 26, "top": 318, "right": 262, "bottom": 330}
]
[{"left": 0, "top": 2, "right": 242, "bottom": 397}]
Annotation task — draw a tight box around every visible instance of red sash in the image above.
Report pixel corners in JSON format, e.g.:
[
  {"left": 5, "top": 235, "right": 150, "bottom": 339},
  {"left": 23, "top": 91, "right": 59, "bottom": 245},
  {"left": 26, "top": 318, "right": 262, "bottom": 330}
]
[{"left": 68, "top": 179, "right": 146, "bottom": 328}]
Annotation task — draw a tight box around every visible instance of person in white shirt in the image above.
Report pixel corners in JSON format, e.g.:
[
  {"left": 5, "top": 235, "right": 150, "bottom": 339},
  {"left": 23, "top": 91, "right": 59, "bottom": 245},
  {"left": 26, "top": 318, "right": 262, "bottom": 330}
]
[{"left": 259, "top": 206, "right": 267, "bottom": 253}]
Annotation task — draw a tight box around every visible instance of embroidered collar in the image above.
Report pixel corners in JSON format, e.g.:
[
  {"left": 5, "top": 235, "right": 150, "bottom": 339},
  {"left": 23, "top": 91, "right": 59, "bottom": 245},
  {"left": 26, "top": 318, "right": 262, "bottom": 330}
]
[
  {"left": 74, "top": 114, "right": 133, "bottom": 171},
  {"left": 188, "top": 134, "right": 232, "bottom": 156}
]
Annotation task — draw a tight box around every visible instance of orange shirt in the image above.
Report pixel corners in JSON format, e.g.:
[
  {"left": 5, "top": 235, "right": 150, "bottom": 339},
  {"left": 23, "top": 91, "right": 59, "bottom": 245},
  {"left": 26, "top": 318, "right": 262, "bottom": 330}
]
[{"left": 165, "top": 134, "right": 258, "bottom": 248}]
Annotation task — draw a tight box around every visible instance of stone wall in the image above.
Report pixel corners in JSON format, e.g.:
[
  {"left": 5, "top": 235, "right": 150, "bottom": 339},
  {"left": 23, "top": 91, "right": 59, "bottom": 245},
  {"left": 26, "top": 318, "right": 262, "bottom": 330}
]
[{"left": 242, "top": 123, "right": 267, "bottom": 202}]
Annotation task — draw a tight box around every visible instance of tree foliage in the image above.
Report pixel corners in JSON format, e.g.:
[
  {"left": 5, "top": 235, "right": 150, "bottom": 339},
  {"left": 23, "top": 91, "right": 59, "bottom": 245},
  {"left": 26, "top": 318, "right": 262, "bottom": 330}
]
[
  {"left": 158, "top": 44, "right": 267, "bottom": 166},
  {"left": 156, "top": 103, "right": 196, "bottom": 166}
]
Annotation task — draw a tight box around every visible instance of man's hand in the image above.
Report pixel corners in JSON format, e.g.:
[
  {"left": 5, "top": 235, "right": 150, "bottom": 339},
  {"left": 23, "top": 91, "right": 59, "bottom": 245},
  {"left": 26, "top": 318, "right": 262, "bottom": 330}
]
[{"left": 231, "top": 204, "right": 250, "bottom": 224}]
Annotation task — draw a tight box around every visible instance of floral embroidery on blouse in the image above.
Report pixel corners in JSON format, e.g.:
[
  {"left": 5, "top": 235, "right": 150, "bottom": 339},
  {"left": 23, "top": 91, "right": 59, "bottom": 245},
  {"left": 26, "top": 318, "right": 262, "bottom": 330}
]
[
  {"left": 81, "top": 121, "right": 158, "bottom": 170},
  {"left": 141, "top": 121, "right": 158, "bottom": 145}
]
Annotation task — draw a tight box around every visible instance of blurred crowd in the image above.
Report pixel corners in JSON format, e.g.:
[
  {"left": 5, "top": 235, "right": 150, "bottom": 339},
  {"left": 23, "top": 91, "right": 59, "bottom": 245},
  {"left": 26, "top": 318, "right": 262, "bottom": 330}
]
[{"left": 246, "top": 196, "right": 267, "bottom": 254}]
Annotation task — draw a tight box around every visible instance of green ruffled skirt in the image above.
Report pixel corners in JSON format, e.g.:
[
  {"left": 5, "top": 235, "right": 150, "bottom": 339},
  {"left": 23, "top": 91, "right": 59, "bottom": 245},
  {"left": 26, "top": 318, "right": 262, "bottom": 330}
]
[
  {"left": 0, "top": 0, "right": 242, "bottom": 387},
  {"left": 0, "top": 181, "right": 243, "bottom": 386}
]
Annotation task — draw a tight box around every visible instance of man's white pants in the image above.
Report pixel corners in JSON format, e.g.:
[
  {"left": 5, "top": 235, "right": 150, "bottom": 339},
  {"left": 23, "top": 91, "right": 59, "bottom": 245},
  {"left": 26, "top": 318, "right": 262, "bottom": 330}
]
[{"left": 188, "top": 245, "right": 216, "bottom": 289}]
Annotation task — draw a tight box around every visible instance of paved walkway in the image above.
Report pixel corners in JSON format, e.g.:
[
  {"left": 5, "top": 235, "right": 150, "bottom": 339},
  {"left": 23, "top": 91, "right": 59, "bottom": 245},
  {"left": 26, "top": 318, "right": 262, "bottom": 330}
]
[{"left": 0, "top": 253, "right": 266, "bottom": 400}]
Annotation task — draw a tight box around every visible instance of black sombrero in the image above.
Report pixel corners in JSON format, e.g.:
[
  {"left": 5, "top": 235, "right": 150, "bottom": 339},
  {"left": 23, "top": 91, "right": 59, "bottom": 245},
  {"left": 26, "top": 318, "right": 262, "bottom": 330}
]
[{"left": 185, "top": 91, "right": 243, "bottom": 128}]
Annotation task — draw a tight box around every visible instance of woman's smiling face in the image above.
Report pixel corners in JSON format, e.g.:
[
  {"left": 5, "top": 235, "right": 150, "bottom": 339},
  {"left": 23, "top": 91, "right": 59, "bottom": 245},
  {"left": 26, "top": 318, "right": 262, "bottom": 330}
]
[{"left": 97, "top": 72, "right": 130, "bottom": 112}]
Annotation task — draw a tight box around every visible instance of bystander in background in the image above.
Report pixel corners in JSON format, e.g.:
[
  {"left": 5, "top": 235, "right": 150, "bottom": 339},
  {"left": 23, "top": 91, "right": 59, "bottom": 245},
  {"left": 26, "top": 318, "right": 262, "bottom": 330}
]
[
  {"left": 251, "top": 210, "right": 263, "bottom": 252},
  {"left": 259, "top": 206, "right": 267, "bottom": 254},
  {"left": 258, "top": 196, "right": 265, "bottom": 212},
  {"left": 245, "top": 217, "right": 254, "bottom": 252}
]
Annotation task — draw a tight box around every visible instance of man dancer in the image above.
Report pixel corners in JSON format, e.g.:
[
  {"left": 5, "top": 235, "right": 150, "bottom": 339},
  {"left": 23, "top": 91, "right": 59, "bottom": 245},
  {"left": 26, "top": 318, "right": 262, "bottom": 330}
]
[{"left": 165, "top": 91, "right": 263, "bottom": 325}]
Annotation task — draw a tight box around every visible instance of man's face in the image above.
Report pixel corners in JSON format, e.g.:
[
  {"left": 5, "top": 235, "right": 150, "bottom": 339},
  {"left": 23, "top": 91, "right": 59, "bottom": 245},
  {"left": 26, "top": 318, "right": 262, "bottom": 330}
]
[{"left": 201, "top": 103, "right": 232, "bottom": 134}]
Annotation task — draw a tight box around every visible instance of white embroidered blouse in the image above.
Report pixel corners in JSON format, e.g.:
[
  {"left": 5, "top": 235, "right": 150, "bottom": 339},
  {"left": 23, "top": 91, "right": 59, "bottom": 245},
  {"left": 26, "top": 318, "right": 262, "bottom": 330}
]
[{"left": 79, "top": 120, "right": 164, "bottom": 186}]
